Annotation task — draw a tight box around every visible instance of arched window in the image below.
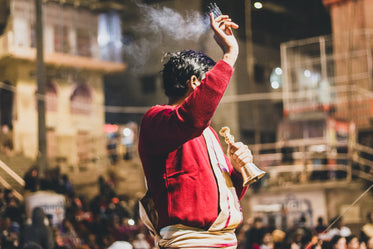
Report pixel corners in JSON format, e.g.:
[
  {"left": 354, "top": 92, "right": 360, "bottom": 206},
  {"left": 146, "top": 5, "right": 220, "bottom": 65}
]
[{"left": 70, "top": 84, "right": 92, "bottom": 115}]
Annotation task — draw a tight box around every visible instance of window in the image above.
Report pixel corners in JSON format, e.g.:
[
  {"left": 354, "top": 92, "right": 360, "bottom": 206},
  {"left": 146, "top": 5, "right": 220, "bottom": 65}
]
[
  {"left": 54, "top": 25, "right": 69, "bottom": 53},
  {"left": 98, "top": 12, "right": 123, "bottom": 62},
  {"left": 76, "top": 28, "right": 91, "bottom": 57},
  {"left": 70, "top": 84, "right": 92, "bottom": 115}
]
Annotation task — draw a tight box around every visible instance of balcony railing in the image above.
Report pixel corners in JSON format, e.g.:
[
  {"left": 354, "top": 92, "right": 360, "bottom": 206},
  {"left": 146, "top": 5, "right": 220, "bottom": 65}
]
[
  {"left": 0, "top": 30, "right": 126, "bottom": 73},
  {"left": 281, "top": 30, "right": 373, "bottom": 127},
  {"left": 0, "top": 0, "right": 126, "bottom": 73},
  {"left": 251, "top": 136, "right": 373, "bottom": 188}
]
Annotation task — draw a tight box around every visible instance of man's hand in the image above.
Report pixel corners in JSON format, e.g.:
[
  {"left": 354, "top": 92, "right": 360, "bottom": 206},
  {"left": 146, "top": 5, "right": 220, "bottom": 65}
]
[
  {"left": 210, "top": 13, "right": 239, "bottom": 67},
  {"left": 227, "top": 142, "right": 253, "bottom": 172}
]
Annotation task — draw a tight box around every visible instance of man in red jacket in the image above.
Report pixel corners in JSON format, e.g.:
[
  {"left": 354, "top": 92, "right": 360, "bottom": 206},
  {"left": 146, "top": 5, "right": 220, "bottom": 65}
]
[{"left": 138, "top": 13, "right": 254, "bottom": 249}]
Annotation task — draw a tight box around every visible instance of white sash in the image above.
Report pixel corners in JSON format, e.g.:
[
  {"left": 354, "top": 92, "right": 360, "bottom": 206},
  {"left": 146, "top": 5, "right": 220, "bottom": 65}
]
[{"left": 202, "top": 127, "right": 242, "bottom": 231}]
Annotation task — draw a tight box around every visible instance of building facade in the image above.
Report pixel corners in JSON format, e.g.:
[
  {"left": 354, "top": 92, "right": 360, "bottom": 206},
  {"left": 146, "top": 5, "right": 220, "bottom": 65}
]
[
  {"left": 0, "top": 0, "right": 126, "bottom": 167},
  {"left": 247, "top": 0, "right": 373, "bottom": 232}
]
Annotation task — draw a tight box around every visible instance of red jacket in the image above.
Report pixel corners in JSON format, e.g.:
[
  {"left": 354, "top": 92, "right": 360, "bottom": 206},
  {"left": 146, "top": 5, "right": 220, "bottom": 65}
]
[{"left": 138, "top": 60, "right": 248, "bottom": 231}]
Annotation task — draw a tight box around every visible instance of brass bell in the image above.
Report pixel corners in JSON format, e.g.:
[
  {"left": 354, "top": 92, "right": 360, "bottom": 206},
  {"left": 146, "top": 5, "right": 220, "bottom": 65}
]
[
  {"left": 219, "top": 126, "right": 266, "bottom": 186},
  {"left": 240, "top": 162, "right": 266, "bottom": 186}
]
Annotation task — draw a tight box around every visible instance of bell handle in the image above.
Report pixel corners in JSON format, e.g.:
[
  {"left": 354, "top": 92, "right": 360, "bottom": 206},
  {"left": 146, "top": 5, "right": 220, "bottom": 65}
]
[{"left": 219, "top": 126, "right": 266, "bottom": 186}]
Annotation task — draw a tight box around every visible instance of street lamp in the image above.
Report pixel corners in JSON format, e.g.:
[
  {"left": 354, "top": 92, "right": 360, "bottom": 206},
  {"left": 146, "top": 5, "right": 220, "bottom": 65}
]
[{"left": 254, "top": 2, "right": 263, "bottom": 9}]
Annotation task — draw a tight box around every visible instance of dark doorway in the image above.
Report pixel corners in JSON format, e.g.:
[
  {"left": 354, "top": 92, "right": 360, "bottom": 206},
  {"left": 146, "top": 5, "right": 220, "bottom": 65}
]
[{"left": 0, "top": 81, "right": 14, "bottom": 129}]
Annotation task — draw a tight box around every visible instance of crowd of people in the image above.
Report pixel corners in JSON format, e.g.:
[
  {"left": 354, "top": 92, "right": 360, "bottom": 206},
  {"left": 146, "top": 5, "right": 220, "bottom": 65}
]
[
  {"left": 0, "top": 164, "right": 372, "bottom": 249},
  {"left": 0, "top": 166, "right": 154, "bottom": 249},
  {"left": 236, "top": 213, "right": 373, "bottom": 249},
  {"left": 0, "top": 165, "right": 372, "bottom": 249}
]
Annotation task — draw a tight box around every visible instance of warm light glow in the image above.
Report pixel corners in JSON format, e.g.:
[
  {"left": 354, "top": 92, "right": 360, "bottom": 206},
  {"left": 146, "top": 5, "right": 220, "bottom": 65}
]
[
  {"left": 275, "top": 67, "right": 282, "bottom": 75},
  {"left": 123, "top": 128, "right": 132, "bottom": 137},
  {"left": 104, "top": 124, "right": 118, "bottom": 133},
  {"left": 304, "top": 69, "right": 311, "bottom": 78},
  {"left": 254, "top": 2, "right": 263, "bottom": 9},
  {"left": 128, "top": 219, "right": 135, "bottom": 226},
  {"left": 270, "top": 67, "right": 282, "bottom": 89},
  {"left": 271, "top": 81, "right": 280, "bottom": 89}
]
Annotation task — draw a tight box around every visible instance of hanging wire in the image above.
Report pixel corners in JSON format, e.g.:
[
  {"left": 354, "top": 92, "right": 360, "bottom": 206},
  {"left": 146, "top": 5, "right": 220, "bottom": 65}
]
[{"left": 322, "top": 182, "right": 373, "bottom": 234}]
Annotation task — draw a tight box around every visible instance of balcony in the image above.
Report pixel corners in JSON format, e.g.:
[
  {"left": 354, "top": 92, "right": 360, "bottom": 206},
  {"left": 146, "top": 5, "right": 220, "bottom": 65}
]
[
  {"left": 281, "top": 31, "right": 373, "bottom": 127},
  {"left": 0, "top": 0, "right": 126, "bottom": 73},
  {"left": 0, "top": 31, "right": 126, "bottom": 73},
  {"left": 252, "top": 135, "right": 373, "bottom": 190}
]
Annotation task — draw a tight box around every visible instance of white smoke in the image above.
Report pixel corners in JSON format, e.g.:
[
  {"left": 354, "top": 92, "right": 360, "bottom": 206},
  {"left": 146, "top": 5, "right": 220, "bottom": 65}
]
[
  {"left": 141, "top": 4, "right": 209, "bottom": 41},
  {"left": 123, "top": 1, "right": 211, "bottom": 71}
]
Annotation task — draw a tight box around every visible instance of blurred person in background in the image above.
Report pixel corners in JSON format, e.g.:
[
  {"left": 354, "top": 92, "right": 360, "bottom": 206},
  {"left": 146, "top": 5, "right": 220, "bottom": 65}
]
[
  {"left": 59, "top": 219, "right": 81, "bottom": 249},
  {"left": 4, "top": 196, "right": 22, "bottom": 225},
  {"left": 53, "top": 227, "right": 68, "bottom": 249},
  {"left": 23, "top": 166, "right": 39, "bottom": 193},
  {"left": 314, "top": 217, "right": 327, "bottom": 235},
  {"left": 245, "top": 217, "right": 265, "bottom": 249},
  {"left": 346, "top": 235, "right": 360, "bottom": 249},
  {"left": 1, "top": 217, "right": 20, "bottom": 249},
  {"left": 360, "top": 211, "right": 373, "bottom": 245},
  {"left": 21, "top": 207, "right": 54, "bottom": 249},
  {"left": 23, "top": 242, "right": 44, "bottom": 249},
  {"left": 132, "top": 233, "right": 151, "bottom": 249},
  {"left": 286, "top": 216, "right": 313, "bottom": 249},
  {"left": 86, "top": 233, "right": 100, "bottom": 249},
  {"left": 272, "top": 229, "right": 287, "bottom": 249},
  {"left": 329, "top": 235, "right": 347, "bottom": 249},
  {"left": 366, "top": 237, "right": 373, "bottom": 249},
  {"left": 0, "top": 188, "right": 6, "bottom": 216},
  {"left": 260, "top": 231, "right": 274, "bottom": 249}
]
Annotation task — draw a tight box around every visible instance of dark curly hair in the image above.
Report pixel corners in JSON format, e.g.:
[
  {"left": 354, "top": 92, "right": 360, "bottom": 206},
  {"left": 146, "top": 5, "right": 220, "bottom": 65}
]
[{"left": 162, "top": 50, "right": 216, "bottom": 97}]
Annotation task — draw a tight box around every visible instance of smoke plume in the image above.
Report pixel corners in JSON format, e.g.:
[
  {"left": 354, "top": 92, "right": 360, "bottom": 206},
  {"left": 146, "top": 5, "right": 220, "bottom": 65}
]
[{"left": 122, "top": 1, "right": 211, "bottom": 71}]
